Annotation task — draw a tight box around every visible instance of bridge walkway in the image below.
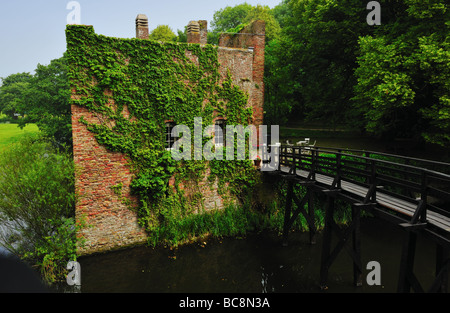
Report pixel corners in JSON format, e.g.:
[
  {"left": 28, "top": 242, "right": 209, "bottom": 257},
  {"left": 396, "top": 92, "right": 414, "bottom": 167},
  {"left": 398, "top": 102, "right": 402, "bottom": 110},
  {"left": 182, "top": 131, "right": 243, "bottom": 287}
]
[{"left": 262, "top": 145, "right": 450, "bottom": 292}]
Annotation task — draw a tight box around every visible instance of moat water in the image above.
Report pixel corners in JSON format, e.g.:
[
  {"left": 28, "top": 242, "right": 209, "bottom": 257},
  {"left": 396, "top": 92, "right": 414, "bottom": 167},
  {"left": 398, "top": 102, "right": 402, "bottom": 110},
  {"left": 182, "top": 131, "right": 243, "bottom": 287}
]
[
  {"left": 60, "top": 134, "right": 448, "bottom": 294},
  {"left": 73, "top": 218, "right": 445, "bottom": 293}
]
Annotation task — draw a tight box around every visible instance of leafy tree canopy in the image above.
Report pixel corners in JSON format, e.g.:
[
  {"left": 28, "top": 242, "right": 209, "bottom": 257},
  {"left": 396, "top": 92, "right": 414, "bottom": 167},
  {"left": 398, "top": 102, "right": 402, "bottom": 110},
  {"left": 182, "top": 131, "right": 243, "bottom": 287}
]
[
  {"left": 211, "top": 2, "right": 254, "bottom": 32},
  {"left": 0, "top": 57, "right": 72, "bottom": 148},
  {"left": 210, "top": 2, "right": 281, "bottom": 43},
  {"left": 0, "top": 73, "right": 32, "bottom": 118},
  {"left": 149, "top": 25, "right": 178, "bottom": 42},
  {"left": 354, "top": 0, "right": 450, "bottom": 145},
  {"left": 264, "top": 0, "right": 449, "bottom": 149}
]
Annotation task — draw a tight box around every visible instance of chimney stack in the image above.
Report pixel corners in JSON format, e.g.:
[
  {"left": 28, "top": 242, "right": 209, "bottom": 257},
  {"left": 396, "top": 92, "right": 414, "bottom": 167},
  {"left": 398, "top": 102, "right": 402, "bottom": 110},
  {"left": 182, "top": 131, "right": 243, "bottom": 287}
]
[
  {"left": 186, "top": 21, "right": 200, "bottom": 43},
  {"left": 136, "top": 14, "right": 149, "bottom": 39},
  {"left": 198, "top": 20, "right": 208, "bottom": 45}
]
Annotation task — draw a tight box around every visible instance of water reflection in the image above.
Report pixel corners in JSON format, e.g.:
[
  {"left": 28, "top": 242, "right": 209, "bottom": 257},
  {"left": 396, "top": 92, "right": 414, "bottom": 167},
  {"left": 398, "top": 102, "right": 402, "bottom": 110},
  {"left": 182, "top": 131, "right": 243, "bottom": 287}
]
[{"left": 69, "top": 218, "right": 447, "bottom": 293}]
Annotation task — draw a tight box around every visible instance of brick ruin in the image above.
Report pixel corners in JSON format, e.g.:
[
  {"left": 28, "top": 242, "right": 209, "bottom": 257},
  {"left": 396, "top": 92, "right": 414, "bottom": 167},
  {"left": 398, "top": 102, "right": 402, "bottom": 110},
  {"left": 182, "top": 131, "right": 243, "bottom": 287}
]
[{"left": 71, "top": 15, "right": 265, "bottom": 255}]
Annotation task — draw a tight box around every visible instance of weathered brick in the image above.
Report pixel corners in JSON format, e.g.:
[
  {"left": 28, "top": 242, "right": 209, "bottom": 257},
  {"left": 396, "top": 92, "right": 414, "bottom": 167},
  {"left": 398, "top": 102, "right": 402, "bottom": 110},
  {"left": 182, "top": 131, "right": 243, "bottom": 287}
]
[{"left": 71, "top": 20, "right": 265, "bottom": 255}]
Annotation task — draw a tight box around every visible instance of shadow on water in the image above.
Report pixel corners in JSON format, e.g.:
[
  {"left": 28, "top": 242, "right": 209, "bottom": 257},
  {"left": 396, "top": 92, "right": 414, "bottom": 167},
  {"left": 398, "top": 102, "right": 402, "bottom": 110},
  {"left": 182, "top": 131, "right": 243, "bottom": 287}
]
[{"left": 73, "top": 218, "right": 448, "bottom": 293}]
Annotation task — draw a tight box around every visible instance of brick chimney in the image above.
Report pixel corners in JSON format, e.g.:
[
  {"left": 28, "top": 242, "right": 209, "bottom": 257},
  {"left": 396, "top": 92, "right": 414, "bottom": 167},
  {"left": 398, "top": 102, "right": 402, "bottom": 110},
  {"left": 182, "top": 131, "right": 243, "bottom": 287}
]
[
  {"left": 198, "top": 20, "right": 208, "bottom": 45},
  {"left": 186, "top": 20, "right": 200, "bottom": 43},
  {"left": 136, "top": 14, "right": 149, "bottom": 39}
]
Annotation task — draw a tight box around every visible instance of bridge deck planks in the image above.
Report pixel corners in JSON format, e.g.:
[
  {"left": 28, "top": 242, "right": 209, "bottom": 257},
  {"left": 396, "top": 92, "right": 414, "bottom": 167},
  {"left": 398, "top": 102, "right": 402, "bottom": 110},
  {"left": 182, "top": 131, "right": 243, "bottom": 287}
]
[{"left": 279, "top": 166, "right": 450, "bottom": 233}]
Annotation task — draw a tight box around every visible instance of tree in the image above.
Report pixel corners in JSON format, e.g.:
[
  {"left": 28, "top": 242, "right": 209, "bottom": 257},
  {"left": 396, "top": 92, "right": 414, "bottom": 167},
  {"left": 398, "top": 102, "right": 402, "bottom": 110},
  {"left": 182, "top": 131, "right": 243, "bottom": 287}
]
[
  {"left": 353, "top": 0, "right": 450, "bottom": 145},
  {"left": 264, "top": 38, "right": 300, "bottom": 125},
  {"left": 210, "top": 3, "right": 281, "bottom": 44},
  {"left": 0, "top": 135, "right": 76, "bottom": 283},
  {"left": 264, "top": 0, "right": 374, "bottom": 128},
  {"left": 18, "top": 56, "right": 72, "bottom": 148},
  {"left": 176, "top": 28, "right": 187, "bottom": 42},
  {"left": 272, "top": 0, "right": 292, "bottom": 28},
  {"left": 244, "top": 5, "right": 281, "bottom": 43},
  {"left": 0, "top": 73, "right": 32, "bottom": 119},
  {"left": 211, "top": 2, "right": 254, "bottom": 32},
  {"left": 149, "top": 25, "right": 177, "bottom": 42}
]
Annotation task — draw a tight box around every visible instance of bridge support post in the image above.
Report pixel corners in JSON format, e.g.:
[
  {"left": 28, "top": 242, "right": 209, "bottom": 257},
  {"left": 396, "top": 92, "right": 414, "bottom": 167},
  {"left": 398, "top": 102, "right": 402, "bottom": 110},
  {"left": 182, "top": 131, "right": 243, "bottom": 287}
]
[
  {"left": 320, "top": 195, "right": 363, "bottom": 290},
  {"left": 308, "top": 188, "right": 316, "bottom": 245},
  {"left": 432, "top": 244, "right": 449, "bottom": 293},
  {"left": 352, "top": 204, "right": 363, "bottom": 287},
  {"left": 398, "top": 225, "right": 450, "bottom": 293},
  {"left": 282, "top": 179, "right": 317, "bottom": 247},
  {"left": 319, "top": 196, "right": 334, "bottom": 290},
  {"left": 282, "top": 180, "right": 294, "bottom": 247},
  {"left": 397, "top": 227, "right": 420, "bottom": 293}
]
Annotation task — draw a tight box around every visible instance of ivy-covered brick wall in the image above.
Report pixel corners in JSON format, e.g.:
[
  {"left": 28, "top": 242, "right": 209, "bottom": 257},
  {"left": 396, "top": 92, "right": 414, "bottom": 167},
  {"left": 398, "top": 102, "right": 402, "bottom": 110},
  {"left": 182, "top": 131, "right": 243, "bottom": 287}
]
[{"left": 66, "top": 20, "right": 265, "bottom": 255}]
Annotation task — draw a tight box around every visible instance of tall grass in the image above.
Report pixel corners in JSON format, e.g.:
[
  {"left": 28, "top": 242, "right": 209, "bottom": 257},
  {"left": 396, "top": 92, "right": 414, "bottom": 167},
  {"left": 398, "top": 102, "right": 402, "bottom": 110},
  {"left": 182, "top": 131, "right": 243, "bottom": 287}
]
[
  {"left": 145, "top": 181, "right": 354, "bottom": 248},
  {"left": 147, "top": 204, "right": 280, "bottom": 247}
]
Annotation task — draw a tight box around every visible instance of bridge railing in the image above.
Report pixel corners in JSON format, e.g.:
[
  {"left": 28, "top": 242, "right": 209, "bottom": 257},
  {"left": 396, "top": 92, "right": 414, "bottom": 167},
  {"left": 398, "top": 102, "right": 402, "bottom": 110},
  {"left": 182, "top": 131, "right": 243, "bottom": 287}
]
[{"left": 275, "top": 145, "right": 450, "bottom": 226}]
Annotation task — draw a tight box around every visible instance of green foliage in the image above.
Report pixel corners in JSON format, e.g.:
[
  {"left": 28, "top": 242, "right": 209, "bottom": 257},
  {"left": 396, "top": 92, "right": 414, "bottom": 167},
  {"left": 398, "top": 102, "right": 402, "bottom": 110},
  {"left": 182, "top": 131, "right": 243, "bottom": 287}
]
[
  {"left": 211, "top": 3, "right": 281, "bottom": 44},
  {"left": 149, "top": 25, "right": 178, "bottom": 42},
  {"left": 264, "top": 38, "right": 298, "bottom": 126},
  {"left": 265, "top": 0, "right": 373, "bottom": 127},
  {"left": 176, "top": 28, "right": 188, "bottom": 43},
  {"left": 0, "top": 123, "right": 40, "bottom": 151},
  {"left": 21, "top": 57, "right": 72, "bottom": 148},
  {"left": 211, "top": 3, "right": 254, "bottom": 32},
  {"left": 244, "top": 4, "right": 281, "bottom": 42},
  {"left": 354, "top": 0, "right": 449, "bottom": 145},
  {"left": 66, "top": 25, "right": 257, "bottom": 245},
  {"left": 272, "top": 0, "right": 292, "bottom": 28},
  {"left": 353, "top": 36, "right": 419, "bottom": 137},
  {"left": 263, "top": 0, "right": 449, "bottom": 148},
  {"left": 0, "top": 57, "right": 72, "bottom": 148},
  {"left": 0, "top": 72, "right": 32, "bottom": 118},
  {"left": 0, "top": 135, "right": 77, "bottom": 284},
  {"left": 146, "top": 202, "right": 274, "bottom": 247},
  {"left": 226, "top": 23, "right": 248, "bottom": 35}
]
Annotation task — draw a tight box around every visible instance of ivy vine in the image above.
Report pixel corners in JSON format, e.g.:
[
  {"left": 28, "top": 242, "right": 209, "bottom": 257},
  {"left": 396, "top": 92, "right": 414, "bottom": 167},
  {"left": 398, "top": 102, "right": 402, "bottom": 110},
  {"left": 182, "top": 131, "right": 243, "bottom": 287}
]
[{"left": 66, "top": 25, "right": 259, "bottom": 245}]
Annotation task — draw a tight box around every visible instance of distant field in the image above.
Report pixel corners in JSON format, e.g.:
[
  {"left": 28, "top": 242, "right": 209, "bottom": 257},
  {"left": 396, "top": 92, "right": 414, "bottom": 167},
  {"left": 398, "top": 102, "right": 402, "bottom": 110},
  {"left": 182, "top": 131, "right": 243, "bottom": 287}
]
[{"left": 0, "top": 123, "right": 40, "bottom": 150}]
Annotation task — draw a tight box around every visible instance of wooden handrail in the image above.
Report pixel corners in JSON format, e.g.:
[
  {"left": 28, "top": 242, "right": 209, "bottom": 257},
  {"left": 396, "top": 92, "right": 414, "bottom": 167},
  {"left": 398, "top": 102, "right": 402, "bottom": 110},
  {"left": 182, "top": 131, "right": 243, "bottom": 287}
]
[
  {"left": 311, "top": 145, "right": 450, "bottom": 169},
  {"left": 274, "top": 144, "right": 450, "bottom": 223},
  {"left": 284, "top": 145, "right": 450, "bottom": 181}
]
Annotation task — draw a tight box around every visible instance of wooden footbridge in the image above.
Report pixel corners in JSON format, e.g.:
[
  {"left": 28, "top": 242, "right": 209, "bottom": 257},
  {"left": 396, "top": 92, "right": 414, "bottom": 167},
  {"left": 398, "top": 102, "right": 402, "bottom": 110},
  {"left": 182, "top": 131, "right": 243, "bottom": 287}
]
[{"left": 262, "top": 144, "right": 450, "bottom": 293}]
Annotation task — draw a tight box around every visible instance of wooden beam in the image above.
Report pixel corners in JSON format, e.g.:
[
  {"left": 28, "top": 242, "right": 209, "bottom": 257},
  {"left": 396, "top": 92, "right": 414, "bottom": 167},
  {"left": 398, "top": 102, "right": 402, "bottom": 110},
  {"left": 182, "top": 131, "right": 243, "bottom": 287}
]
[
  {"left": 319, "top": 196, "right": 363, "bottom": 289},
  {"left": 283, "top": 184, "right": 317, "bottom": 246},
  {"left": 429, "top": 245, "right": 449, "bottom": 293},
  {"left": 320, "top": 196, "right": 334, "bottom": 290},
  {"left": 322, "top": 189, "right": 341, "bottom": 197},
  {"left": 282, "top": 180, "right": 294, "bottom": 247},
  {"left": 399, "top": 222, "right": 428, "bottom": 231},
  {"left": 308, "top": 189, "right": 316, "bottom": 245},
  {"left": 397, "top": 231, "right": 421, "bottom": 293},
  {"left": 352, "top": 204, "right": 363, "bottom": 286}
]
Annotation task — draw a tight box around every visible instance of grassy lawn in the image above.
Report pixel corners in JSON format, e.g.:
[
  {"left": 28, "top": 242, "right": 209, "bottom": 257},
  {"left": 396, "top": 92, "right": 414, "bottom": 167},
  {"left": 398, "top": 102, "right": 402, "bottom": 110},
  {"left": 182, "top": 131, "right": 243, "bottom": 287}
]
[{"left": 0, "top": 123, "right": 40, "bottom": 150}]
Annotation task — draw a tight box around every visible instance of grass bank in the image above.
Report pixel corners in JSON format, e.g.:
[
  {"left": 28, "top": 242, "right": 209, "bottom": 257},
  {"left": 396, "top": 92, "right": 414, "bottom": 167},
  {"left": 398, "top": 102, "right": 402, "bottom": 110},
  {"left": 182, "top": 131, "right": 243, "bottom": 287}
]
[{"left": 0, "top": 123, "right": 40, "bottom": 150}]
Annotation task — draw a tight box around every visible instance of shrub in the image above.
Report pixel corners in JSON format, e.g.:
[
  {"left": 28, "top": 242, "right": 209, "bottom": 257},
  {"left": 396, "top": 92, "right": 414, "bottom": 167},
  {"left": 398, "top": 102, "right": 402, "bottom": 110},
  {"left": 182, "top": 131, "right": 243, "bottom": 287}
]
[{"left": 0, "top": 135, "right": 77, "bottom": 284}]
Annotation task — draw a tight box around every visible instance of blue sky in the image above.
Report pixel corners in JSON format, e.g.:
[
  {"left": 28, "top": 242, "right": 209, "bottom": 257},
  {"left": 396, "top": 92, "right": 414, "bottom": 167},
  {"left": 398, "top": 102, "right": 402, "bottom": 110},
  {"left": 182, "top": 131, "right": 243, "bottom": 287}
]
[{"left": 0, "top": 0, "right": 282, "bottom": 80}]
